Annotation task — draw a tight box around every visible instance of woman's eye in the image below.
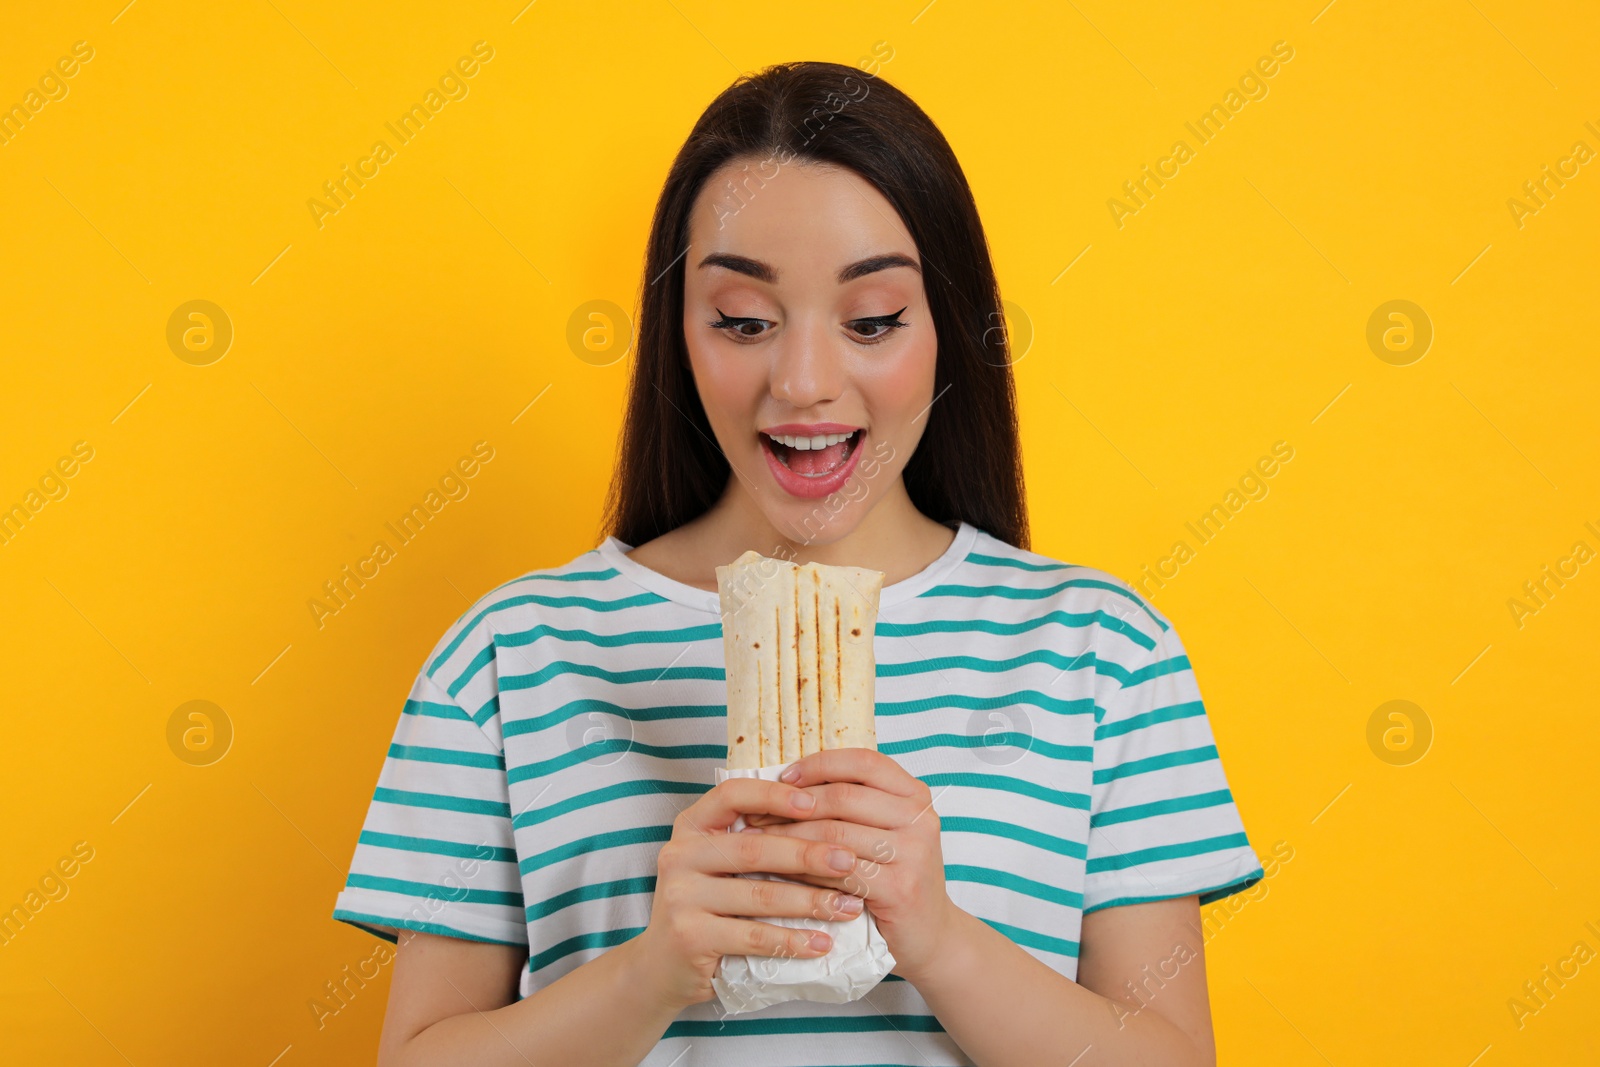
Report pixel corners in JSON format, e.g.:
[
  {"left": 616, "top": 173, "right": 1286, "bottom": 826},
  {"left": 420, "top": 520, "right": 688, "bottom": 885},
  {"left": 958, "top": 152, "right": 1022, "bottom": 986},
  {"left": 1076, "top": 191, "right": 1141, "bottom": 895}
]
[
  {"left": 848, "top": 307, "right": 911, "bottom": 343},
  {"left": 708, "top": 309, "right": 771, "bottom": 341}
]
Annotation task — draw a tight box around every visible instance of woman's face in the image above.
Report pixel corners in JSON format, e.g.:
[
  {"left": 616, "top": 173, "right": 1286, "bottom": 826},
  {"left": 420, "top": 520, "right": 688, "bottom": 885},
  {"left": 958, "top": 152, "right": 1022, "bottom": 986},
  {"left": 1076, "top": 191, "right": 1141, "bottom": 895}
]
[{"left": 682, "top": 156, "right": 937, "bottom": 545}]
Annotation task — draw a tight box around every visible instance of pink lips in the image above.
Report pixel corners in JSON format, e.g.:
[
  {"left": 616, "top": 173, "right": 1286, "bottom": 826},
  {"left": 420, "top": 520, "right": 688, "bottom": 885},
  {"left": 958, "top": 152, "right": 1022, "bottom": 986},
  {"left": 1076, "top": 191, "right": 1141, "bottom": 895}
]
[
  {"left": 760, "top": 422, "right": 861, "bottom": 436},
  {"left": 759, "top": 425, "right": 866, "bottom": 500}
]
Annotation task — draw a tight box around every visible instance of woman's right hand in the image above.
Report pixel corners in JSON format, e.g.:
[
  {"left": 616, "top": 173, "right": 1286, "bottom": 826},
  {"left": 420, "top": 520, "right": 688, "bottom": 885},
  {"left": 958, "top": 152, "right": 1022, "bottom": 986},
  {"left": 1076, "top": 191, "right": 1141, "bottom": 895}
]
[{"left": 629, "top": 776, "right": 866, "bottom": 1011}]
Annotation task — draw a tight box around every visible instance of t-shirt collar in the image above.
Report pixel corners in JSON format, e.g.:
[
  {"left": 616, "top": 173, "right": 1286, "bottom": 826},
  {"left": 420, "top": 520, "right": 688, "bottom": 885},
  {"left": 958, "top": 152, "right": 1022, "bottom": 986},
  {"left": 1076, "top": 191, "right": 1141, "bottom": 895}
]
[{"left": 598, "top": 521, "right": 977, "bottom": 616}]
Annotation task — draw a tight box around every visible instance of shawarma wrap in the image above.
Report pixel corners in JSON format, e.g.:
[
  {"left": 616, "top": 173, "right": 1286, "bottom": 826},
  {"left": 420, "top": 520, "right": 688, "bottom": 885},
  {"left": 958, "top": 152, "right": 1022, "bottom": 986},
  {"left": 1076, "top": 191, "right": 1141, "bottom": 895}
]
[{"left": 715, "top": 551, "right": 884, "bottom": 767}]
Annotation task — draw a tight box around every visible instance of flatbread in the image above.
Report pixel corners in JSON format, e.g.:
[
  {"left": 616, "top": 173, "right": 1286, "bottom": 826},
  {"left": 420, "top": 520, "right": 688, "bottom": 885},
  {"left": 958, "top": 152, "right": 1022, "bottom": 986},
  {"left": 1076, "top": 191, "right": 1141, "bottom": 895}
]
[{"left": 716, "top": 551, "right": 884, "bottom": 769}]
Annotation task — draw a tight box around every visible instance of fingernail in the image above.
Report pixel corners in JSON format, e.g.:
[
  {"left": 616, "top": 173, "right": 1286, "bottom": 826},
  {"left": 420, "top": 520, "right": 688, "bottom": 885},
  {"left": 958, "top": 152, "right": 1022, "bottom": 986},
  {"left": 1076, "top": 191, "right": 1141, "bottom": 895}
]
[
  {"left": 808, "top": 931, "right": 832, "bottom": 952},
  {"left": 828, "top": 849, "right": 854, "bottom": 871},
  {"left": 791, "top": 791, "right": 815, "bottom": 810},
  {"left": 780, "top": 765, "right": 801, "bottom": 783},
  {"left": 837, "top": 894, "right": 864, "bottom": 915}
]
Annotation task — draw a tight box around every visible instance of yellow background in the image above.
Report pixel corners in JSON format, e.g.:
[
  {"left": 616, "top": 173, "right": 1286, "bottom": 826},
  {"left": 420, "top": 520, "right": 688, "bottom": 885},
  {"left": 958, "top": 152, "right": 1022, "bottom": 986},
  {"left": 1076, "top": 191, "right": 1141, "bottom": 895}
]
[{"left": 3, "top": 1, "right": 1596, "bottom": 1063}]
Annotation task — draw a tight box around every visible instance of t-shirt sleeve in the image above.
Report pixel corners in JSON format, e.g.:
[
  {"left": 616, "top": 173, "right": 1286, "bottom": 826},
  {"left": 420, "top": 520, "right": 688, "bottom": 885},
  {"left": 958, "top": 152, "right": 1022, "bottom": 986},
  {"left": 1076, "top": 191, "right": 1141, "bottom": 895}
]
[
  {"left": 332, "top": 666, "right": 527, "bottom": 947},
  {"left": 1083, "top": 610, "right": 1264, "bottom": 913}
]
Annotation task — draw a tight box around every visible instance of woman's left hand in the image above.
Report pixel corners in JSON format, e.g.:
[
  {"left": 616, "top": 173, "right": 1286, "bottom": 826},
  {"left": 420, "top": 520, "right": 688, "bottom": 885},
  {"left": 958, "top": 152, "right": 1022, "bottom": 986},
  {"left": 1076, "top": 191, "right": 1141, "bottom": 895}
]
[{"left": 743, "top": 747, "right": 957, "bottom": 982}]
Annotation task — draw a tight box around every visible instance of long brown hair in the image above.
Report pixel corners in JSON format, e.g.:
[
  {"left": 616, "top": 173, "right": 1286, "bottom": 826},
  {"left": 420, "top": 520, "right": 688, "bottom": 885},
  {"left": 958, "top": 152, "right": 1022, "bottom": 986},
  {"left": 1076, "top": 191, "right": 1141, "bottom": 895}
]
[{"left": 602, "top": 60, "right": 1028, "bottom": 550}]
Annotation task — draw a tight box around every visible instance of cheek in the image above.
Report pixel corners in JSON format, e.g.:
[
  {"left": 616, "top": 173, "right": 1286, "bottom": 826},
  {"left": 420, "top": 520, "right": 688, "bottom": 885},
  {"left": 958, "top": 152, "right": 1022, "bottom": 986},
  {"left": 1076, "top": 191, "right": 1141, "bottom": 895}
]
[
  {"left": 860, "top": 331, "right": 937, "bottom": 444},
  {"left": 882, "top": 324, "right": 937, "bottom": 401},
  {"left": 687, "top": 340, "right": 765, "bottom": 431}
]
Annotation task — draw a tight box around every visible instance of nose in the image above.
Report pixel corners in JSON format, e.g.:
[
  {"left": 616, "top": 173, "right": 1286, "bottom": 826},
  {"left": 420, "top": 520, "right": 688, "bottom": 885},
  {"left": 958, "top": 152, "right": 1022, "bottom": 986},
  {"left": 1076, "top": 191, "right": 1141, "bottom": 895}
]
[{"left": 770, "top": 313, "right": 845, "bottom": 410}]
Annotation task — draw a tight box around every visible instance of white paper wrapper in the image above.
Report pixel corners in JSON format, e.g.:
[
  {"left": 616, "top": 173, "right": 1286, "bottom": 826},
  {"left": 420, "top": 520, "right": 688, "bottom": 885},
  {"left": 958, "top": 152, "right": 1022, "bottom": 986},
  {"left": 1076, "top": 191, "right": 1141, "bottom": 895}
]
[{"left": 710, "top": 762, "right": 896, "bottom": 1015}]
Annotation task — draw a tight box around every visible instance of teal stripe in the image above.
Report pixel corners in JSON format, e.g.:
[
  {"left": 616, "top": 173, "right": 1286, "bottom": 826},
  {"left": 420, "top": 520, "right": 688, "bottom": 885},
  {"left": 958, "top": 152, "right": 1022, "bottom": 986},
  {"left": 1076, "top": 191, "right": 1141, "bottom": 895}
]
[
  {"left": 1198, "top": 867, "right": 1265, "bottom": 906},
  {"left": 502, "top": 661, "right": 725, "bottom": 694},
  {"left": 500, "top": 566, "right": 620, "bottom": 586},
  {"left": 447, "top": 643, "right": 497, "bottom": 701},
  {"left": 1094, "top": 744, "right": 1217, "bottom": 784},
  {"left": 1093, "top": 788, "right": 1235, "bottom": 828},
  {"left": 358, "top": 830, "right": 517, "bottom": 863},
  {"left": 494, "top": 567, "right": 621, "bottom": 589},
  {"left": 373, "top": 786, "right": 511, "bottom": 819},
  {"left": 664, "top": 1016, "right": 945, "bottom": 1038},
  {"left": 882, "top": 732, "right": 1091, "bottom": 763},
  {"left": 921, "top": 579, "right": 1167, "bottom": 632},
  {"left": 1089, "top": 866, "right": 1265, "bottom": 913},
  {"left": 880, "top": 649, "right": 1099, "bottom": 680},
  {"left": 514, "top": 779, "right": 707, "bottom": 830},
  {"left": 880, "top": 611, "right": 1155, "bottom": 651},
  {"left": 526, "top": 876, "right": 656, "bottom": 921},
  {"left": 519, "top": 825, "right": 673, "bottom": 875},
  {"left": 529, "top": 925, "right": 644, "bottom": 972},
  {"left": 333, "top": 909, "right": 524, "bottom": 948},
  {"left": 502, "top": 699, "right": 726, "bottom": 738},
  {"left": 438, "top": 591, "right": 675, "bottom": 700},
  {"left": 946, "top": 864, "right": 1084, "bottom": 909},
  {"left": 881, "top": 650, "right": 1190, "bottom": 695},
  {"left": 501, "top": 690, "right": 1100, "bottom": 738},
  {"left": 388, "top": 743, "right": 503, "bottom": 770},
  {"left": 495, "top": 621, "right": 723, "bottom": 651},
  {"left": 402, "top": 698, "right": 472, "bottom": 721},
  {"left": 877, "top": 690, "right": 1097, "bottom": 719},
  {"left": 982, "top": 916, "right": 1080, "bottom": 958},
  {"left": 1113, "top": 654, "right": 1192, "bottom": 689},
  {"left": 426, "top": 567, "right": 637, "bottom": 673},
  {"left": 1096, "top": 698, "right": 1206, "bottom": 738},
  {"left": 942, "top": 816, "right": 1088, "bottom": 859},
  {"left": 922, "top": 772, "right": 1088, "bottom": 810},
  {"left": 965, "top": 551, "right": 1071, "bottom": 573},
  {"left": 507, "top": 741, "right": 724, "bottom": 784},
  {"left": 467, "top": 693, "right": 499, "bottom": 728},
  {"left": 443, "top": 621, "right": 723, "bottom": 697},
  {"left": 346, "top": 873, "right": 522, "bottom": 907},
  {"left": 425, "top": 559, "right": 617, "bottom": 668},
  {"left": 1086, "top": 832, "right": 1251, "bottom": 873}
]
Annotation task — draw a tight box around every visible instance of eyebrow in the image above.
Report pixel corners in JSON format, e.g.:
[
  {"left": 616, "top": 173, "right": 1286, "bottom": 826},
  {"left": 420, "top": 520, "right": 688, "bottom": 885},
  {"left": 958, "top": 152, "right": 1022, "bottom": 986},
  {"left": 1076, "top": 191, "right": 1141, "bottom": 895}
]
[{"left": 696, "top": 251, "right": 921, "bottom": 285}]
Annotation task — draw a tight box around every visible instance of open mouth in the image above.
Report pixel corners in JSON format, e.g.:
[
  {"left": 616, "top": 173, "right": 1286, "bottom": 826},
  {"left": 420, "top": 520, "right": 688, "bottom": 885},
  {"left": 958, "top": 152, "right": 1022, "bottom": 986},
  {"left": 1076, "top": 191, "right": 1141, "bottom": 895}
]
[{"left": 761, "top": 429, "right": 863, "bottom": 478}]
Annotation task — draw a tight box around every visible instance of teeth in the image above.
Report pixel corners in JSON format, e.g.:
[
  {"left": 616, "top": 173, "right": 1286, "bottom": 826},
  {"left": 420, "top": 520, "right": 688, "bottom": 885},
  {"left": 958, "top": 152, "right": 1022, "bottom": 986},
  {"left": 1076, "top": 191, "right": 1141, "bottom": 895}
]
[{"left": 768, "top": 431, "right": 855, "bottom": 450}]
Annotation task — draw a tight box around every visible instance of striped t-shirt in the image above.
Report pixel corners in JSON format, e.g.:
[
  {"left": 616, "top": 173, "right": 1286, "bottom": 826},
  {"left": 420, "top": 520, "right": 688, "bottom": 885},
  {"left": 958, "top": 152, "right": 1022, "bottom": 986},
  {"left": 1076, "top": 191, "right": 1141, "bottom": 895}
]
[{"left": 333, "top": 520, "right": 1263, "bottom": 1065}]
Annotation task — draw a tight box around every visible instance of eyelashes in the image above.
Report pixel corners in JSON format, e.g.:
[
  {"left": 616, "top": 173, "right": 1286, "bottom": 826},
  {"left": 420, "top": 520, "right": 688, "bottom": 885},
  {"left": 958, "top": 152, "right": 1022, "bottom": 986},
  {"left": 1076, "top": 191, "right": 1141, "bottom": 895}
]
[
  {"left": 852, "top": 307, "right": 911, "bottom": 340},
  {"left": 706, "top": 309, "right": 768, "bottom": 339},
  {"left": 707, "top": 307, "right": 910, "bottom": 344}
]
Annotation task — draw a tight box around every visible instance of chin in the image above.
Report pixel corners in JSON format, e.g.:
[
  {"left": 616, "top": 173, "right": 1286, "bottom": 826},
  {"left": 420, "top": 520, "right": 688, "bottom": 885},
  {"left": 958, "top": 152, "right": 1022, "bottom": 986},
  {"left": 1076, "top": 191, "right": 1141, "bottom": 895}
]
[{"left": 766, "top": 504, "right": 868, "bottom": 550}]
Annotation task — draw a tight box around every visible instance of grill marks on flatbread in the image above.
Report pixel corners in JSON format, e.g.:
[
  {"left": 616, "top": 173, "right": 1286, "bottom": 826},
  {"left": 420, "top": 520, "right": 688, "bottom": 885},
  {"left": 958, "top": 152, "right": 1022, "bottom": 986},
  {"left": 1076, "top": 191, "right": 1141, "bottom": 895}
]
[{"left": 716, "top": 551, "right": 884, "bottom": 770}]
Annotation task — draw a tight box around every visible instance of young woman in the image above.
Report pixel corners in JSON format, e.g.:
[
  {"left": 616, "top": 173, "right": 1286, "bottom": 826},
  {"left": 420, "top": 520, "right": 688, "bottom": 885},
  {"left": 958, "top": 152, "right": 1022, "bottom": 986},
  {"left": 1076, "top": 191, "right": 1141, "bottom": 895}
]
[{"left": 334, "top": 60, "right": 1263, "bottom": 1067}]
